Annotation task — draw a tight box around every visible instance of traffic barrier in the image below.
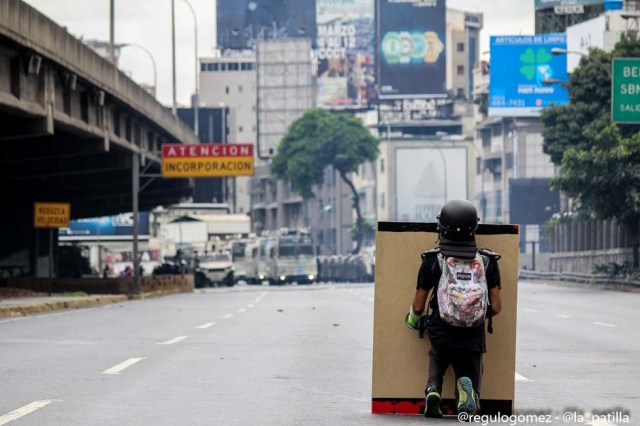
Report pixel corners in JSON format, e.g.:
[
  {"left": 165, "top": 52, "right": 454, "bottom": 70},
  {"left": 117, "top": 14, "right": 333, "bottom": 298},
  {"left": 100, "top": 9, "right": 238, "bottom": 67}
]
[
  {"left": 519, "top": 269, "right": 640, "bottom": 287},
  {"left": 372, "top": 222, "right": 519, "bottom": 416}
]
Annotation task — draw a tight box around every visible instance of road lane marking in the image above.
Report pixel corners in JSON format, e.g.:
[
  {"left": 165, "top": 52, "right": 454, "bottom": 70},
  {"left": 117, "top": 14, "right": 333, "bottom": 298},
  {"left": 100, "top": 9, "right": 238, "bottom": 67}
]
[
  {"left": 224, "top": 314, "right": 234, "bottom": 319},
  {"left": 248, "top": 304, "right": 255, "bottom": 308},
  {"left": 0, "top": 400, "right": 59, "bottom": 425},
  {"left": 557, "top": 314, "right": 571, "bottom": 319},
  {"left": 102, "top": 358, "right": 146, "bottom": 375},
  {"left": 158, "top": 336, "right": 189, "bottom": 345},
  {"left": 196, "top": 322, "right": 216, "bottom": 329},
  {"left": 523, "top": 308, "right": 539, "bottom": 313},
  {"left": 236, "top": 308, "right": 246, "bottom": 313},
  {"left": 594, "top": 321, "right": 618, "bottom": 328},
  {"left": 515, "top": 373, "right": 530, "bottom": 382}
]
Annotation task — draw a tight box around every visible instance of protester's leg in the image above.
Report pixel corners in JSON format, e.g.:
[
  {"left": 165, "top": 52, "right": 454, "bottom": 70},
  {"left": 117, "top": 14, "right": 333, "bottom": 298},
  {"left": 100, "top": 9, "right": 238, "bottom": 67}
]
[
  {"left": 450, "top": 349, "right": 483, "bottom": 415},
  {"left": 424, "top": 343, "right": 450, "bottom": 418}
]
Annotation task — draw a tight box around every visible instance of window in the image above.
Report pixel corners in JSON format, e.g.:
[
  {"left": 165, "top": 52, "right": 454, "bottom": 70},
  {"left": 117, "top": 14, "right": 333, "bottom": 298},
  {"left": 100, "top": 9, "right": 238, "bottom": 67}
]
[
  {"left": 457, "top": 88, "right": 465, "bottom": 98},
  {"left": 200, "top": 63, "right": 207, "bottom": 72},
  {"left": 457, "top": 65, "right": 465, "bottom": 75},
  {"left": 457, "top": 43, "right": 465, "bottom": 52},
  {"left": 380, "top": 158, "right": 385, "bottom": 173},
  {"left": 212, "top": 63, "right": 219, "bottom": 71},
  {"left": 380, "top": 192, "right": 385, "bottom": 209},
  {"left": 238, "top": 85, "right": 243, "bottom": 92},
  {"left": 225, "top": 86, "right": 230, "bottom": 94},
  {"left": 220, "top": 63, "right": 227, "bottom": 71},
  {"left": 229, "top": 63, "right": 239, "bottom": 71},
  {"left": 238, "top": 125, "right": 243, "bottom": 133}
]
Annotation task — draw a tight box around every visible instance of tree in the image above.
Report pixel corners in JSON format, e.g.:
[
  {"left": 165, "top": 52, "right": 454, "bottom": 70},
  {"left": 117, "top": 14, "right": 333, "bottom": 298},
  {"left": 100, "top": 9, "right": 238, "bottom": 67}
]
[
  {"left": 541, "top": 31, "right": 640, "bottom": 265},
  {"left": 270, "top": 109, "right": 379, "bottom": 254}
]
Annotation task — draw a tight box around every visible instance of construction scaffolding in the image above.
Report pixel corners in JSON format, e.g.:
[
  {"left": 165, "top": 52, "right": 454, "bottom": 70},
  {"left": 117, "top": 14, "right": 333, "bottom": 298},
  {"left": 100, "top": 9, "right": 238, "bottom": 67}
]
[{"left": 256, "top": 38, "right": 315, "bottom": 158}]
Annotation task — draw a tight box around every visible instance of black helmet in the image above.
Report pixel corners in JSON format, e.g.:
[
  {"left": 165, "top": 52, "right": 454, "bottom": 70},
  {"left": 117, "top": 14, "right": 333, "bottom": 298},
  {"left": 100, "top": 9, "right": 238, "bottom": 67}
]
[{"left": 437, "top": 199, "right": 479, "bottom": 240}]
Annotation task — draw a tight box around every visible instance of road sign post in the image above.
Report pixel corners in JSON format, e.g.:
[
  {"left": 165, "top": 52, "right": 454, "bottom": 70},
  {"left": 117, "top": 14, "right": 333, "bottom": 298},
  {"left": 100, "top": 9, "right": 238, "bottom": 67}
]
[
  {"left": 34, "top": 202, "right": 70, "bottom": 278},
  {"left": 612, "top": 58, "right": 640, "bottom": 124}
]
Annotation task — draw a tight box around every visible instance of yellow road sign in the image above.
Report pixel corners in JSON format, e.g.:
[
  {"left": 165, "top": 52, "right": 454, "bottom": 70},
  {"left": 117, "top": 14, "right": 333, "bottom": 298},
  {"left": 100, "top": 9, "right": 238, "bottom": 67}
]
[
  {"left": 162, "top": 144, "right": 254, "bottom": 178},
  {"left": 34, "top": 202, "right": 71, "bottom": 228}
]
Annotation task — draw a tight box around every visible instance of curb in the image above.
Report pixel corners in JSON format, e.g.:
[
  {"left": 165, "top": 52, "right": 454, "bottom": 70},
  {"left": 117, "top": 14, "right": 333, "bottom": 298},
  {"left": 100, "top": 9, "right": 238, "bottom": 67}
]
[{"left": 0, "top": 295, "right": 128, "bottom": 318}]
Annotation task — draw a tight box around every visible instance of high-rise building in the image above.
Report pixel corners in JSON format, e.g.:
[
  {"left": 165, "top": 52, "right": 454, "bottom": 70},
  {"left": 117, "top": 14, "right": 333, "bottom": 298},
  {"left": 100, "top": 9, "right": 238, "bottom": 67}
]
[{"left": 199, "top": 55, "right": 257, "bottom": 215}]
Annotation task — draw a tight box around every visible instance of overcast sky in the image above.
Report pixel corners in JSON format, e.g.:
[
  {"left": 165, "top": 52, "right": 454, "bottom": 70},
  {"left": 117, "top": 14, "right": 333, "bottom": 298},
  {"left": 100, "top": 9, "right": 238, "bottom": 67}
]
[{"left": 23, "top": 0, "right": 534, "bottom": 107}]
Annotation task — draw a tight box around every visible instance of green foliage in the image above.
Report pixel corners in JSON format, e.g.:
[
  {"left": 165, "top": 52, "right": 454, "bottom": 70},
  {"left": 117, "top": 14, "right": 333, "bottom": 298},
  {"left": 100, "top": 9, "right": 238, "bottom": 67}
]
[
  {"left": 271, "top": 109, "right": 379, "bottom": 253},
  {"left": 591, "top": 261, "right": 640, "bottom": 279},
  {"left": 541, "top": 31, "right": 640, "bottom": 165},
  {"left": 541, "top": 31, "right": 640, "bottom": 264},
  {"left": 270, "top": 109, "right": 379, "bottom": 198}
]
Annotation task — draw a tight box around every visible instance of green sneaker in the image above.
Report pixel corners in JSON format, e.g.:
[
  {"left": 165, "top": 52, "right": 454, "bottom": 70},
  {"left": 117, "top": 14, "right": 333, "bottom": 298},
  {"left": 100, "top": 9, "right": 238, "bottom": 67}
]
[
  {"left": 456, "top": 377, "right": 477, "bottom": 417},
  {"left": 424, "top": 387, "right": 443, "bottom": 418}
]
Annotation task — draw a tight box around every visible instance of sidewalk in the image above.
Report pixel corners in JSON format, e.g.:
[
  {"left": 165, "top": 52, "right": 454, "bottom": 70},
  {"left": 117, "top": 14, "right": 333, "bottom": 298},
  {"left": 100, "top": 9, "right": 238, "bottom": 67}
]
[{"left": 0, "top": 289, "right": 127, "bottom": 318}]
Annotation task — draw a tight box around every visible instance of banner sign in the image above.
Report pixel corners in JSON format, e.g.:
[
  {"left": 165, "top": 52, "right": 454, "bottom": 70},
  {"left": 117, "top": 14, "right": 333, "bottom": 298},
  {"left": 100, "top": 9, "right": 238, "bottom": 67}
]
[
  {"left": 316, "top": 0, "right": 375, "bottom": 109},
  {"left": 34, "top": 202, "right": 70, "bottom": 228},
  {"left": 59, "top": 212, "right": 150, "bottom": 237},
  {"left": 162, "top": 144, "right": 255, "bottom": 178},
  {"left": 489, "top": 34, "right": 569, "bottom": 117},
  {"left": 378, "top": 0, "right": 447, "bottom": 99}
]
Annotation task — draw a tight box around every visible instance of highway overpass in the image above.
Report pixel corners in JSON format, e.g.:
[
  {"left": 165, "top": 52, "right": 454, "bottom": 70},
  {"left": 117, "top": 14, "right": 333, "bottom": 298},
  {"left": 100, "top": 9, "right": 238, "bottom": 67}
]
[{"left": 0, "top": 0, "right": 200, "bottom": 276}]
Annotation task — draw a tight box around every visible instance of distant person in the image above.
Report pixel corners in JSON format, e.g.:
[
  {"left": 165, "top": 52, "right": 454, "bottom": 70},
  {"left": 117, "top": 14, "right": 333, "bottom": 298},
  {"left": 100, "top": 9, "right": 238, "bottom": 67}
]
[
  {"left": 122, "top": 266, "right": 133, "bottom": 277},
  {"left": 102, "top": 265, "right": 109, "bottom": 279},
  {"left": 404, "top": 199, "right": 502, "bottom": 418}
]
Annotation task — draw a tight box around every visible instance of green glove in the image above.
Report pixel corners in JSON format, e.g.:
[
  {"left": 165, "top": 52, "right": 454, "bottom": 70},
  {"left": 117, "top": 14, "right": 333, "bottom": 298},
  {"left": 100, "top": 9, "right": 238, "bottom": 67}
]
[{"left": 405, "top": 307, "right": 422, "bottom": 330}]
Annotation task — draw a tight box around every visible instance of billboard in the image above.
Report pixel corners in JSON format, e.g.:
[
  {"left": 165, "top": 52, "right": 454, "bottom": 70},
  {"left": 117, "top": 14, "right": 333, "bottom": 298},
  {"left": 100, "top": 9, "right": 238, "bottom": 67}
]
[
  {"left": 316, "top": 0, "right": 375, "bottom": 109},
  {"left": 489, "top": 34, "right": 569, "bottom": 117},
  {"left": 216, "top": 0, "right": 316, "bottom": 50},
  {"left": 59, "top": 213, "right": 150, "bottom": 237},
  {"left": 395, "top": 147, "right": 467, "bottom": 222},
  {"left": 535, "top": 0, "right": 603, "bottom": 10},
  {"left": 378, "top": 0, "right": 447, "bottom": 99}
]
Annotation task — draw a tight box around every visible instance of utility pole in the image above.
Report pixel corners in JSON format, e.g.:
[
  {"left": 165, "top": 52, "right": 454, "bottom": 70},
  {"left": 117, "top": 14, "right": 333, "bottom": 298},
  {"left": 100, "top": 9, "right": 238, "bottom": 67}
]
[
  {"left": 132, "top": 152, "right": 141, "bottom": 294},
  {"left": 109, "top": 0, "right": 115, "bottom": 64},
  {"left": 171, "top": 0, "right": 177, "bottom": 114}
]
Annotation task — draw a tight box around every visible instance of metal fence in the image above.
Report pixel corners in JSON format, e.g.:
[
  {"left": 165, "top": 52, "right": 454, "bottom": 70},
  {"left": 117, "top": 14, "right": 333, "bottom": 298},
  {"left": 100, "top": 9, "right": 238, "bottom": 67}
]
[{"left": 519, "top": 269, "right": 640, "bottom": 288}]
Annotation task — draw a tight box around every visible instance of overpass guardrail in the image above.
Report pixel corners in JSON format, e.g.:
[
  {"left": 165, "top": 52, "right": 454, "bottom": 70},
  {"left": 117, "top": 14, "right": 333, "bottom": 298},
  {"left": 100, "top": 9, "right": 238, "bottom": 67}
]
[{"left": 519, "top": 270, "right": 640, "bottom": 288}]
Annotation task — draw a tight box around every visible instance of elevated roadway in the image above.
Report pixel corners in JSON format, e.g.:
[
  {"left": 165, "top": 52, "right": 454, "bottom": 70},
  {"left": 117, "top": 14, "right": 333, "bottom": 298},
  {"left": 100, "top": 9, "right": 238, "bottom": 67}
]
[{"left": 0, "top": 0, "right": 200, "bottom": 275}]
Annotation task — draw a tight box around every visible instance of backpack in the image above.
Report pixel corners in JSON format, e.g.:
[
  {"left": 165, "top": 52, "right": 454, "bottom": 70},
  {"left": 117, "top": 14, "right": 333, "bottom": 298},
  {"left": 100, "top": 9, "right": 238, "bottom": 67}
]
[
  {"left": 421, "top": 248, "right": 499, "bottom": 336},
  {"left": 436, "top": 252, "right": 489, "bottom": 328}
]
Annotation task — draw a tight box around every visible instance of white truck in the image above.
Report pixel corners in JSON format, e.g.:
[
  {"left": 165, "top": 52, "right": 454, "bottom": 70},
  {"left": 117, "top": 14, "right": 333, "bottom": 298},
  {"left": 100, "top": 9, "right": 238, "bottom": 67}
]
[
  {"left": 197, "top": 251, "right": 235, "bottom": 287},
  {"left": 266, "top": 229, "right": 318, "bottom": 285}
]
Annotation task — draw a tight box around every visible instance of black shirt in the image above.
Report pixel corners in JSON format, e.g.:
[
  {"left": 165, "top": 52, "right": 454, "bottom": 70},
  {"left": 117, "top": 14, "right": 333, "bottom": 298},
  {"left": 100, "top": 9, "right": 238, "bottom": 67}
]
[{"left": 416, "top": 249, "right": 501, "bottom": 353}]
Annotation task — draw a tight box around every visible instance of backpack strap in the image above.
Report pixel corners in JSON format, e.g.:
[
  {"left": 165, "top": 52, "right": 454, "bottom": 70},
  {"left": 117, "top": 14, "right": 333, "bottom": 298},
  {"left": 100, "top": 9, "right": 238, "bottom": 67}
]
[
  {"left": 478, "top": 248, "right": 500, "bottom": 334},
  {"left": 419, "top": 248, "right": 440, "bottom": 338}
]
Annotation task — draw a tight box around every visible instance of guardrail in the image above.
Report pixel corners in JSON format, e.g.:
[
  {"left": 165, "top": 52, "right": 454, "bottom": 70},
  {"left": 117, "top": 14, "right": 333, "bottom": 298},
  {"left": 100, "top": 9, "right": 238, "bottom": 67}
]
[{"left": 519, "top": 270, "right": 640, "bottom": 288}]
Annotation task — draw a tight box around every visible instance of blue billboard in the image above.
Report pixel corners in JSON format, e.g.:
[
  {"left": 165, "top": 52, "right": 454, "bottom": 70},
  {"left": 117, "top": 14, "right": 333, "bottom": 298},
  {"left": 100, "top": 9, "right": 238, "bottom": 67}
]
[
  {"left": 59, "top": 212, "right": 150, "bottom": 237},
  {"left": 377, "top": 0, "right": 447, "bottom": 99},
  {"left": 489, "top": 34, "right": 569, "bottom": 117}
]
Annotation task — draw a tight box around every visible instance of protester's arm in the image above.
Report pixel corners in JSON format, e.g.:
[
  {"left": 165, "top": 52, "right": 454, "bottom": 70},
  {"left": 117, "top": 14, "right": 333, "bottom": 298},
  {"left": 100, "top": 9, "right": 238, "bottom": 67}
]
[
  {"left": 405, "top": 257, "right": 434, "bottom": 330},
  {"left": 487, "top": 256, "right": 502, "bottom": 316},
  {"left": 412, "top": 288, "right": 429, "bottom": 315}
]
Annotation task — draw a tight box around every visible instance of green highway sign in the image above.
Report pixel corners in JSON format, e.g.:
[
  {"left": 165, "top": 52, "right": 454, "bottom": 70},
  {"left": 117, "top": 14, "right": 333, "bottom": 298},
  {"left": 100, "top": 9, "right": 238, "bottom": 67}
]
[{"left": 612, "top": 58, "right": 640, "bottom": 124}]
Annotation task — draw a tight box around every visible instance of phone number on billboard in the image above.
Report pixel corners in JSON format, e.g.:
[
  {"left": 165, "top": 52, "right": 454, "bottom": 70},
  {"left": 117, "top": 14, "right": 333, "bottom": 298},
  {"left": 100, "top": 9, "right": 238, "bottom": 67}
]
[{"left": 490, "top": 97, "right": 526, "bottom": 107}]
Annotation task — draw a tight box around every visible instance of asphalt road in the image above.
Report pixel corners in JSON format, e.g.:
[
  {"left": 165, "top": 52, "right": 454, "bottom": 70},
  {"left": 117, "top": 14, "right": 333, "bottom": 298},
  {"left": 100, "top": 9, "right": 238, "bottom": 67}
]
[{"left": 0, "top": 281, "right": 638, "bottom": 425}]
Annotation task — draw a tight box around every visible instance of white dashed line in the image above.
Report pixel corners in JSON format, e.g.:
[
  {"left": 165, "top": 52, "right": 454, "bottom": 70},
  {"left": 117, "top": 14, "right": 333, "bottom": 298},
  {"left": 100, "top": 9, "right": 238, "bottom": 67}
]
[
  {"left": 248, "top": 304, "right": 255, "bottom": 308},
  {"left": 515, "top": 373, "right": 530, "bottom": 382},
  {"left": 557, "top": 314, "right": 571, "bottom": 319},
  {"left": 594, "top": 321, "right": 618, "bottom": 328},
  {"left": 102, "top": 357, "right": 146, "bottom": 375},
  {"left": 237, "top": 308, "right": 246, "bottom": 313},
  {"left": 0, "top": 400, "right": 59, "bottom": 425},
  {"left": 196, "top": 322, "right": 216, "bottom": 329},
  {"left": 158, "top": 336, "right": 189, "bottom": 345},
  {"left": 523, "top": 308, "right": 539, "bottom": 313},
  {"left": 224, "top": 314, "right": 234, "bottom": 319}
]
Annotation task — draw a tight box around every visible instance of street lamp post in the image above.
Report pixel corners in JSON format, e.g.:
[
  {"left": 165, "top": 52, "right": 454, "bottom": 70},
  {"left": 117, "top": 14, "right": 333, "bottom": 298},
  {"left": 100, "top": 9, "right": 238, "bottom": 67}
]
[
  {"left": 180, "top": 0, "right": 199, "bottom": 136},
  {"left": 551, "top": 47, "right": 612, "bottom": 77},
  {"left": 121, "top": 43, "right": 157, "bottom": 96}
]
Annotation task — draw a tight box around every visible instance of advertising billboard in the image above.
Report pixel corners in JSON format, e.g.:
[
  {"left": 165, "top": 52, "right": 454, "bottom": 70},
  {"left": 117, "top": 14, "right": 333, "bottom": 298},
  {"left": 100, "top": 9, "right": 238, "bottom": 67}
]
[
  {"left": 489, "top": 34, "right": 569, "bottom": 117},
  {"left": 59, "top": 213, "right": 150, "bottom": 237},
  {"left": 378, "top": 0, "right": 447, "bottom": 99},
  {"left": 535, "top": 0, "right": 603, "bottom": 10},
  {"left": 395, "top": 147, "right": 467, "bottom": 222},
  {"left": 217, "top": 0, "right": 316, "bottom": 50},
  {"left": 316, "top": 0, "right": 375, "bottom": 109}
]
